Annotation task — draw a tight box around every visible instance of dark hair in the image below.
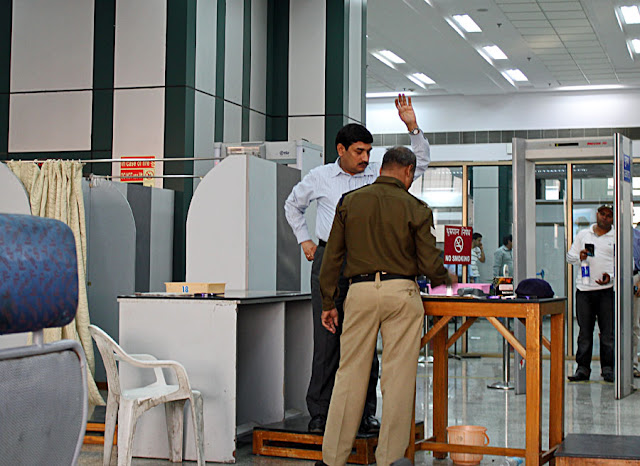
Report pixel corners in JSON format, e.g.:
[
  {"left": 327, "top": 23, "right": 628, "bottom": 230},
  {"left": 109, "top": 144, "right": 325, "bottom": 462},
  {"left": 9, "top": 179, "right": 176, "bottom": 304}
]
[
  {"left": 335, "top": 124, "right": 373, "bottom": 150},
  {"left": 503, "top": 234, "right": 512, "bottom": 246},
  {"left": 472, "top": 233, "right": 482, "bottom": 240},
  {"left": 381, "top": 146, "right": 416, "bottom": 171}
]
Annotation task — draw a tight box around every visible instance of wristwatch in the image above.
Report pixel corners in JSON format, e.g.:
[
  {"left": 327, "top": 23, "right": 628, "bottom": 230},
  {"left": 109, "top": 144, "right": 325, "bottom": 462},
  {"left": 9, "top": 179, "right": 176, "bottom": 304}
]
[{"left": 410, "top": 128, "right": 420, "bottom": 135}]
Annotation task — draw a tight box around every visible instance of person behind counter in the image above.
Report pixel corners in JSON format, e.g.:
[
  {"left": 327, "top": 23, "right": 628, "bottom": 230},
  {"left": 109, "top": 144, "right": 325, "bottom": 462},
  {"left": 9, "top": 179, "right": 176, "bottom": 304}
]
[
  {"left": 493, "top": 234, "right": 513, "bottom": 277},
  {"left": 317, "top": 146, "right": 454, "bottom": 466},
  {"left": 284, "top": 94, "right": 431, "bottom": 434}
]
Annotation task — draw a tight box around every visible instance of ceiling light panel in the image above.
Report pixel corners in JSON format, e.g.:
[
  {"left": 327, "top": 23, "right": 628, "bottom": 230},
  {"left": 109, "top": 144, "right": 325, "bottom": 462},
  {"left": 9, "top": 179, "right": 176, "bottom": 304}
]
[
  {"left": 378, "top": 50, "right": 405, "bottom": 64},
  {"left": 621, "top": 5, "right": 640, "bottom": 24},
  {"left": 413, "top": 73, "right": 435, "bottom": 84},
  {"left": 371, "top": 52, "right": 396, "bottom": 69},
  {"left": 452, "top": 14, "right": 482, "bottom": 33},
  {"left": 505, "top": 69, "right": 529, "bottom": 81},
  {"left": 633, "top": 39, "right": 640, "bottom": 53},
  {"left": 407, "top": 75, "right": 427, "bottom": 89},
  {"left": 483, "top": 46, "right": 508, "bottom": 60}
]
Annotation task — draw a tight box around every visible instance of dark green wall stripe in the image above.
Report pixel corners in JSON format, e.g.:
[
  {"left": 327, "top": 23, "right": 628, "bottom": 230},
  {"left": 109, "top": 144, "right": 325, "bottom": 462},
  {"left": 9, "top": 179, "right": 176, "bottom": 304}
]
[
  {"left": 265, "top": 0, "right": 288, "bottom": 141},
  {"left": 325, "top": 0, "right": 346, "bottom": 164},
  {"left": 91, "top": 0, "right": 116, "bottom": 176},
  {"left": 214, "top": 0, "right": 226, "bottom": 142},
  {"left": 164, "top": 0, "right": 197, "bottom": 281},
  {"left": 0, "top": 0, "right": 12, "bottom": 158},
  {"left": 241, "top": 0, "right": 251, "bottom": 141},
  {"left": 361, "top": 2, "right": 367, "bottom": 125}
]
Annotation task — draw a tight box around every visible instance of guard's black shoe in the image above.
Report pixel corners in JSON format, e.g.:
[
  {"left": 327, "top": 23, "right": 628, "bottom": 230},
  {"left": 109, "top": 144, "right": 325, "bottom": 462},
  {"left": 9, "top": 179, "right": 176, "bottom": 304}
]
[
  {"left": 315, "top": 461, "right": 328, "bottom": 466},
  {"left": 358, "top": 415, "right": 381, "bottom": 434},
  {"left": 308, "top": 415, "right": 326, "bottom": 433},
  {"left": 603, "top": 373, "right": 614, "bottom": 383},
  {"left": 567, "top": 372, "right": 589, "bottom": 382}
]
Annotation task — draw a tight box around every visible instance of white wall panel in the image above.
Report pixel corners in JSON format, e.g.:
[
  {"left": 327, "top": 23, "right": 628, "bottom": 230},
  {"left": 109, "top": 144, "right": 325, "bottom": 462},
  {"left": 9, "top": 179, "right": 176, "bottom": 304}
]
[
  {"left": 289, "top": 0, "right": 325, "bottom": 116},
  {"left": 289, "top": 116, "right": 324, "bottom": 148},
  {"left": 224, "top": 102, "right": 242, "bottom": 142},
  {"left": 250, "top": 0, "right": 268, "bottom": 114},
  {"left": 10, "top": 0, "right": 94, "bottom": 92},
  {"left": 114, "top": 0, "right": 166, "bottom": 87},
  {"left": 347, "top": 0, "right": 364, "bottom": 123},
  {"left": 194, "top": 92, "right": 215, "bottom": 163},
  {"left": 224, "top": 0, "right": 244, "bottom": 105},
  {"left": 195, "top": 0, "right": 217, "bottom": 94},
  {"left": 367, "top": 90, "right": 640, "bottom": 134},
  {"left": 249, "top": 111, "right": 266, "bottom": 141},
  {"left": 9, "top": 92, "right": 92, "bottom": 152},
  {"left": 112, "top": 89, "right": 165, "bottom": 177}
]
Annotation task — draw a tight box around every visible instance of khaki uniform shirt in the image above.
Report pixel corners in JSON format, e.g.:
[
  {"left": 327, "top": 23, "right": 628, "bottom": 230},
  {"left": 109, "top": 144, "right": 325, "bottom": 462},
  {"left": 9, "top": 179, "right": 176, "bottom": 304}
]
[{"left": 319, "top": 175, "right": 450, "bottom": 311}]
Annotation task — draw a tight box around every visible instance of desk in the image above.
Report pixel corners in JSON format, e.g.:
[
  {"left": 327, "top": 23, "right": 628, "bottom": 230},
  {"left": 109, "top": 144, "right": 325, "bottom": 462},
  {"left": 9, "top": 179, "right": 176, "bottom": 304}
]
[
  {"left": 117, "top": 291, "right": 312, "bottom": 463},
  {"left": 412, "top": 296, "right": 566, "bottom": 465}
]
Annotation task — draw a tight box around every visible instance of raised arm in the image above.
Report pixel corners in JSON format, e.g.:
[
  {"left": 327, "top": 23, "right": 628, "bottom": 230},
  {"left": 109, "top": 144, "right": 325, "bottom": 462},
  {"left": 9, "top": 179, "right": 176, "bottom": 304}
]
[{"left": 395, "top": 93, "right": 430, "bottom": 178}]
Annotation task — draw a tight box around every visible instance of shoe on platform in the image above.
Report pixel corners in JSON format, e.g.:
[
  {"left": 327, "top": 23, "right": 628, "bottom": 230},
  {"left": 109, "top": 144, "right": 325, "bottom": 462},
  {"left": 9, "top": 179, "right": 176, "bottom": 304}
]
[
  {"left": 315, "top": 462, "right": 328, "bottom": 466},
  {"left": 603, "top": 373, "right": 614, "bottom": 383},
  {"left": 308, "top": 415, "right": 326, "bottom": 433},
  {"left": 567, "top": 372, "right": 589, "bottom": 382},
  {"left": 358, "top": 415, "right": 381, "bottom": 434}
]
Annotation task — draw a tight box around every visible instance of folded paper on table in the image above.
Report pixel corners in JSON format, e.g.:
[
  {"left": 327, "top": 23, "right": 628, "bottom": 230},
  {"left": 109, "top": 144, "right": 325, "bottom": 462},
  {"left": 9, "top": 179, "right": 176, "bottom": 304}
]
[{"left": 427, "top": 283, "right": 491, "bottom": 296}]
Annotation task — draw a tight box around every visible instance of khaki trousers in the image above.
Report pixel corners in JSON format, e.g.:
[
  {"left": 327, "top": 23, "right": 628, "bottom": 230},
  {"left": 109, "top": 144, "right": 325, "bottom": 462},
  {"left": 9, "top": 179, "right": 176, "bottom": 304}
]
[{"left": 322, "top": 276, "right": 423, "bottom": 466}]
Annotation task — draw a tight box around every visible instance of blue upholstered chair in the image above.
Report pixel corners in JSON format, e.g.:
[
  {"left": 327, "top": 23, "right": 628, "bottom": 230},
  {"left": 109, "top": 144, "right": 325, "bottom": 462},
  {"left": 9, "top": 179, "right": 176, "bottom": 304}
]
[{"left": 0, "top": 213, "right": 88, "bottom": 466}]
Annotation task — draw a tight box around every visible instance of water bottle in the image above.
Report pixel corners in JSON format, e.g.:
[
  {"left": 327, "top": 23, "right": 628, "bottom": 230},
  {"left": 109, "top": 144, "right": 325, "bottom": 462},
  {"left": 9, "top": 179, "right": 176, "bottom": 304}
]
[
  {"left": 500, "top": 457, "right": 524, "bottom": 466},
  {"left": 581, "top": 259, "right": 590, "bottom": 286}
]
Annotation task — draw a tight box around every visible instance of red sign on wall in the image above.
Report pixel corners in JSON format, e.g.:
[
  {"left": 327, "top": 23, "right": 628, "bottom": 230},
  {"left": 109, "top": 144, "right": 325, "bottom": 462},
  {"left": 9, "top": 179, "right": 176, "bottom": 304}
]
[
  {"left": 443, "top": 225, "right": 472, "bottom": 264},
  {"left": 120, "top": 156, "right": 155, "bottom": 184}
]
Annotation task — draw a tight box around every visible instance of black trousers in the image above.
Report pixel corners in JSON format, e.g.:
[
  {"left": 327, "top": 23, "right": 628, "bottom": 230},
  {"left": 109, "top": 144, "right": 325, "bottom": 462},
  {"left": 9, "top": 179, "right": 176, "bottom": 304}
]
[
  {"left": 575, "top": 288, "right": 614, "bottom": 376},
  {"left": 306, "top": 244, "right": 379, "bottom": 419}
]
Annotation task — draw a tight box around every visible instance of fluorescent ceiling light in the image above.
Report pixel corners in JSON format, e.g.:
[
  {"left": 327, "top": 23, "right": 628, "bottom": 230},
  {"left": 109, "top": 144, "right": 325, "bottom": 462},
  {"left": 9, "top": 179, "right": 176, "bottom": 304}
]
[
  {"left": 445, "top": 18, "right": 466, "bottom": 38},
  {"left": 366, "top": 91, "right": 415, "bottom": 98},
  {"left": 452, "top": 14, "right": 482, "bottom": 33},
  {"left": 371, "top": 52, "right": 396, "bottom": 69},
  {"left": 407, "top": 75, "right": 427, "bottom": 89},
  {"left": 483, "top": 45, "right": 508, "bottom": 60},
  {"left": 556, "top": 84, "right": 626, "bottom": 91},
  {"left": 413, "top": 73, "right": 435, "bottom": 85},
  {"left": 621, "top": 5, "right": 640, "bottom": 24},
  {"left": 505, "top": 69, "right": 528, "bottom": 82},
  {"left": 633, "top": 38, "right": 640, "bottom": 53},
  {"left": 378, "top": 50, "right": 406, "bottom": 64}
]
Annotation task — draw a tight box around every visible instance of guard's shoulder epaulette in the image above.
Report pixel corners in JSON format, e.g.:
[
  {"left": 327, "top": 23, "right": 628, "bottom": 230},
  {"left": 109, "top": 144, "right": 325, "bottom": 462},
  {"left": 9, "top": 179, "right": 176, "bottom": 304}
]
[{"left": 338, "top": 185, "right": 368, "bottom": 206}]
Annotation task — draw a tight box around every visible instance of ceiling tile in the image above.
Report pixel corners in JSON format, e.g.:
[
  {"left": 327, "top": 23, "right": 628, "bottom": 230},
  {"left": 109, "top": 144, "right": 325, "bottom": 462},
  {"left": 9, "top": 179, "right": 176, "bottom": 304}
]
[
  {"left": 558, "top": 34, "right": 600, "bottom": 42},
  {"left": 545, "top": 11, "right": 586, "bottom": 20},
  {"left": 511, "top": 20, "right": 553, "bottom": 28},
  {"left": 554, "top": 26, "right": 595, "bottom": 35},
  {"left": 506, "top": 12, "right": 547, "bottom": 21},
  {"left": 497, "top": 3, "right": 542, "bottom": 13},
  {"left": 518, "top": 27, "right": 556, "bottom": 34},
  {"left": 562, "top": 40, "right": 601, "bottom": 47},
  {"left": 538, "top": 2, "right": 583, "bottom": 12},
  {"left": 549, "top": 19, "right": 591, "bottom": 27}
]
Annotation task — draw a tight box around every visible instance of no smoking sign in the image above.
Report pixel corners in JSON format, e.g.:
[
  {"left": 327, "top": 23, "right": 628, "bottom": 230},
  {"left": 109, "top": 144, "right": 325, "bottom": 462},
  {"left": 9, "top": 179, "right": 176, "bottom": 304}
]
[{"left": 443, "top": 225, "right": 472, "bottom": 264}]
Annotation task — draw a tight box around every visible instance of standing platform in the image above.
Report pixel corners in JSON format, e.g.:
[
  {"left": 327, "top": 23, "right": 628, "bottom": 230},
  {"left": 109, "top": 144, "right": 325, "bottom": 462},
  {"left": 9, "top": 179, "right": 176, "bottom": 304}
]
[
  {"left": 555, "top": 434, "right": 640, "bottom": 465},
  {"left": 253, "top": 416, "right": 424, "bottom": 465}
]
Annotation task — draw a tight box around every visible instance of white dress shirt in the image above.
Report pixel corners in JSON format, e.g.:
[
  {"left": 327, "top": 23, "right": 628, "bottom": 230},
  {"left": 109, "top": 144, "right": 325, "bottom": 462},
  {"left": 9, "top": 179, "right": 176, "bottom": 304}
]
[
  {"left": 566, "top": 224, "right": 615, "bottom": 291},
  {"left": 284, "top": 132, "right": 430, "bottom": 244}
]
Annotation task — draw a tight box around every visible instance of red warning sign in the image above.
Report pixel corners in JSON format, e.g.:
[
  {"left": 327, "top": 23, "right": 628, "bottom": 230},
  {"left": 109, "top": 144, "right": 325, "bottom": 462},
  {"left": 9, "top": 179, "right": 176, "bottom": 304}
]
[
  {"left": 443, "top": 225, "right": 472, "bottom": 264},
  {"left": 120, "top": 156, "right": 155, "bottom": 184}
]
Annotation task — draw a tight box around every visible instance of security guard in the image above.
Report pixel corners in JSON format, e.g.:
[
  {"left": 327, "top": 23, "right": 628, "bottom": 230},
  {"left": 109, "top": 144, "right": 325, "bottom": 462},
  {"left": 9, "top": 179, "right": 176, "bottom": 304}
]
[{"left": 318, "top": 146, "right": 453, "bottom": 466}]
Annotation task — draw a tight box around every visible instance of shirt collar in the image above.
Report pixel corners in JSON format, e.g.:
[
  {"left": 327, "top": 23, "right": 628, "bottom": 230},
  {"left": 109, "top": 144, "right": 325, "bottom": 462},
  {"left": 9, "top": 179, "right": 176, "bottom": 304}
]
[{"left": 374, "top": 175, "right": 407, "bottom": 190}]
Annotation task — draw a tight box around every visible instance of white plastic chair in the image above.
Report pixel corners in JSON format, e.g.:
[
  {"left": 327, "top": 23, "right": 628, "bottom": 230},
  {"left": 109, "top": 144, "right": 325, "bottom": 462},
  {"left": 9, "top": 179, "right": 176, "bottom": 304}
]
[{"left": 89, "top": 325, "right": 205, "bottom": 466}]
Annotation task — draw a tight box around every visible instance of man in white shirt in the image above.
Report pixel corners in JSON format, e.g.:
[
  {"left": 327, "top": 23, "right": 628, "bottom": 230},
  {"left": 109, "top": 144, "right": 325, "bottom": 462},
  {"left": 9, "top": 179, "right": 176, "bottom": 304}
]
[
  {"left": 566, "top": 204, "right": 615, "bottom": 383},
  {"left": 284, "top": 94, "right": 430, "bottom": 433},
  {"left": 469, "top": 232, "right": 485, "bottom": 283}
]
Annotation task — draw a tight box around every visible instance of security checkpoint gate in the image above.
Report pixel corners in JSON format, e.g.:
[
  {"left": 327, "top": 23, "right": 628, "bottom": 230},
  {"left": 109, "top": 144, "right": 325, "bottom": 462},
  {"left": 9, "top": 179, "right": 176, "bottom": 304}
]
[{"left": 512, "top": 134, "right": 634, "bottom": 400}]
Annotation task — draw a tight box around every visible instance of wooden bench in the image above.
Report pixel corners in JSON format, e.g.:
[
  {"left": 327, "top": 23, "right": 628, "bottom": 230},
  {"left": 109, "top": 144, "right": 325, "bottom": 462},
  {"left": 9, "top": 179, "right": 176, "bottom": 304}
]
[
  {"left": 555, "top": 434, "right": 640, "bottom": 465},
  {"left": 253, "top": 416, "right": 424, "bottom": 465}
]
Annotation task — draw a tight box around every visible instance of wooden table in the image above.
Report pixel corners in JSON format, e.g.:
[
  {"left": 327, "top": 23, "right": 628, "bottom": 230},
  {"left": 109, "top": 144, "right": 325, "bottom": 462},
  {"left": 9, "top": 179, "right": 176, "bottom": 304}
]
[{"left": 410, "top": 296, "right": 566, "bottom": 465}]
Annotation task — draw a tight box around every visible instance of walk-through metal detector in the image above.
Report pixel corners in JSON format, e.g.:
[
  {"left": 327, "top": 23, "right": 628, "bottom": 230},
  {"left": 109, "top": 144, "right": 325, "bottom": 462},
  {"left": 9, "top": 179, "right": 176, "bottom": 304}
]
[{"left": 512, "top": 134, "right": 634, "bottom": 400}]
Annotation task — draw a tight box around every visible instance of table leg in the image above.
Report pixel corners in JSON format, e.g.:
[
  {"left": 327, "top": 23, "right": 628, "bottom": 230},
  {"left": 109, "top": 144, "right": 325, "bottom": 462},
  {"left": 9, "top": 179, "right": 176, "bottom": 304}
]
[
  {"left": 433, "top": 317, "right": 448, "bottom": 459},
  {"left": 549, "top": 311, "right": 565, "bottom": 458},
  {"left": 525, "top": 307, "right": 542, "bottom": 465}
]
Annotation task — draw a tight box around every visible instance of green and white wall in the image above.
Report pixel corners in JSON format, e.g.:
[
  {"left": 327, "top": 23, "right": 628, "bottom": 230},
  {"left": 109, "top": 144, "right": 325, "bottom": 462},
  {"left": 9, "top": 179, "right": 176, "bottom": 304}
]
[{"left": 0, "top": 0, "right": 367, "bottom": 280}]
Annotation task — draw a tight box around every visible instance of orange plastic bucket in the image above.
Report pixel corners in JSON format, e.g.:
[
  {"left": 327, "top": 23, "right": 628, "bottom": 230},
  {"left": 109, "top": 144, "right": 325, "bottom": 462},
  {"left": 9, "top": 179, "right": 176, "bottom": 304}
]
[{"left": 446, "top": 425, "right": 490, "bottom": 466}]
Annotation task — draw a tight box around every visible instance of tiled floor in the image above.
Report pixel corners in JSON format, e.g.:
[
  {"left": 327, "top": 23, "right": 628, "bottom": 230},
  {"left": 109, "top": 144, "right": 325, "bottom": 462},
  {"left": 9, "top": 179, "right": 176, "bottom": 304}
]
[{"left": 79, "top": 352, "right": 640, "bottom": 465}]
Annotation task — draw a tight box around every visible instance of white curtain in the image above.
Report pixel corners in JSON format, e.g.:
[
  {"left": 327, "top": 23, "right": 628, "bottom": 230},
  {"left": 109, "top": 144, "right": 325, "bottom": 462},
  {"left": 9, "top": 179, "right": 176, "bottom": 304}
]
[{"left": 8, "top": 160, "right": 104, "bottom": 407}]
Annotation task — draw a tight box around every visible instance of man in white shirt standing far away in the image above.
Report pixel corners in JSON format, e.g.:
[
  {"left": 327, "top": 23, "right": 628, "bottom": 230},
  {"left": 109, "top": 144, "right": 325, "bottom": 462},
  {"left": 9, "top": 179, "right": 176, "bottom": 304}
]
[{"left": 284, "top": 94, "right": 430, "bottom": 434}]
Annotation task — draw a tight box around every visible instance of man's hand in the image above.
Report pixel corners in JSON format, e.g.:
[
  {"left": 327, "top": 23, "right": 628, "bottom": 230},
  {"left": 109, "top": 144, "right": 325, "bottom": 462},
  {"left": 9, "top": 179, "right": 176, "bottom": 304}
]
[
  {"left": 579, "top": 249, "right": 589, "bottom": 261},
  {"left": 301, "top": 240, "right": 317, "bottom": 262},
  {"left": 322, "top": 308, "right": 339, "bottom": 333},
  {"left": 448, "top": 271, "right": 458, "bottom": 285},
  {"left": 596, "top": 272, "right": 610, "bottom": 286},
  {"left": 395, "top": 94, "right": 418, "bottom": 132}
]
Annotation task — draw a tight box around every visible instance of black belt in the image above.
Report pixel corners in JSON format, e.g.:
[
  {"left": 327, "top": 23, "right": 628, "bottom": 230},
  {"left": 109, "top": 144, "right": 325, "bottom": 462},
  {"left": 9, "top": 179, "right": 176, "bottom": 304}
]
[
  {"left": 318, "top": 239, "right": 327, "bottom": 247},
  {"left": 350, "top": 272, "right": 415, "bottom": 284}
]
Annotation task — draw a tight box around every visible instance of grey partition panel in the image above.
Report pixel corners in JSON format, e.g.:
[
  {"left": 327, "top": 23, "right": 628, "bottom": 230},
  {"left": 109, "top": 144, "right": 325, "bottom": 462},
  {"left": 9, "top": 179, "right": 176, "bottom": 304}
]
[
  {"left": 276, "top": 164, "right": 301, "bottom": 291},
  {"left": 149, "top": 187, "right": 174, "bottom": 291},
  {"left": 85, "top": 179, "right": 136, "bottom": 383},
  {"left": 614, "top": 134, "right": 634, "bottom": 399}
]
